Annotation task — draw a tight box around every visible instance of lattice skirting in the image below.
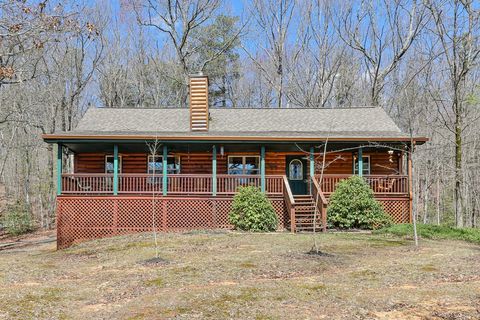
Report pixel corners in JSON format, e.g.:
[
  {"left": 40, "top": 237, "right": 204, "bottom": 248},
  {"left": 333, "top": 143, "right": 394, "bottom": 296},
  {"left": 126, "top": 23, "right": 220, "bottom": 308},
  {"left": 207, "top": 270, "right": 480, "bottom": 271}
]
[
  {"left": 377, "top": 198, "right": 411, "bottom": 224},
  {"left": 56, "top": 196, "right": 288, "bottom": 249}
]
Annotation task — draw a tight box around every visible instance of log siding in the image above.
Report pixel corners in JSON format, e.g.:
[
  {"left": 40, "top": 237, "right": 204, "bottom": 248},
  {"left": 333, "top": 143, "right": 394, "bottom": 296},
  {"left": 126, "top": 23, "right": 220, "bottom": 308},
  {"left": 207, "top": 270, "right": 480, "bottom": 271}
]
[{"left": 73, "top": 151, "right": 401, "bottom": 176}]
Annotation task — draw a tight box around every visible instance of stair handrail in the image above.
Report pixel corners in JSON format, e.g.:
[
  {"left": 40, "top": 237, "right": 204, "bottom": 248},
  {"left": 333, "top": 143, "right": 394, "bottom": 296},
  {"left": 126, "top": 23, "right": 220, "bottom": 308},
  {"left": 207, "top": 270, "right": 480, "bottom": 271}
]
[
  {"left": 311, "top": 177, "right": 328, "bottom": 232},
  {"left": 282, "top": 175, "right": 296, "bottom": 232}
]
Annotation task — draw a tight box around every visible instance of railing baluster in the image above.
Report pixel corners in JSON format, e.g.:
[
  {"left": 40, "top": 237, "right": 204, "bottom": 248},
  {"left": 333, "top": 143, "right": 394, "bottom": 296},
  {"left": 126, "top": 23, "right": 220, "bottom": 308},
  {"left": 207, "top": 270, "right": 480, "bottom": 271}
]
[{"left": 59, "top": 174, "right": 304, "bottom": 197}]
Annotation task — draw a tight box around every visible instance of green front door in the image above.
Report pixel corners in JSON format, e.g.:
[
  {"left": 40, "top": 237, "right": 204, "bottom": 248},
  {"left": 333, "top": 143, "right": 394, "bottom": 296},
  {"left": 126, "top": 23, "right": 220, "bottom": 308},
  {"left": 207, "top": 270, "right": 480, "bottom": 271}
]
[{"left": 286, "top": 156, "right": 307, "bottom": 195}]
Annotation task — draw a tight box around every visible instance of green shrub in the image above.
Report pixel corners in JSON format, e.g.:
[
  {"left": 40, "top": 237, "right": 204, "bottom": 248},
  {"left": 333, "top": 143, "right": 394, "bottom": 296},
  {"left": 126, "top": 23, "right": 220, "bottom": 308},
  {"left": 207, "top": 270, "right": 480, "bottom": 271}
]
[
  {"left": 2, "top": 202, "right": 33, "bottom": 236},
  {"left": 327, "top": 176, "right": 391, "bottom": 229},
  {"left": 229, "top": 186, "right": 278, "bottom": 232}
]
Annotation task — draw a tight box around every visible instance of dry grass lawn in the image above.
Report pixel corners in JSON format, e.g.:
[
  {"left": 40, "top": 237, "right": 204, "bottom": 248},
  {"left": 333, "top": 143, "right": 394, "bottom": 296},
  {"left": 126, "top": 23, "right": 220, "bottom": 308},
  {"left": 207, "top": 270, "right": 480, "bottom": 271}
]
[{"left": 0, "top": 231, "right": 479, "bottom": 319}]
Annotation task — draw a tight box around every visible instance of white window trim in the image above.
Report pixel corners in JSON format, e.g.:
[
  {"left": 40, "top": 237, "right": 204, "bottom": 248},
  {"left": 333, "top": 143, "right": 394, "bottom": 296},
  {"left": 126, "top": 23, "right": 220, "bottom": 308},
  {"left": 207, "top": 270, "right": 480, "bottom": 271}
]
[
  {"left": 147, "top": 155, "right": 181, "bottom": 174},
  {"left": 353, "top": 155, "right": 371, "bottom": 175},
  {"left": 105, "top": 155, "right": 122, "bottom": 173},
  {"left": 227, "top": 155, "right": 261, "bottom": 175},
  {"left": 289, "top": 159, "right": 304, "bottom": 180}
]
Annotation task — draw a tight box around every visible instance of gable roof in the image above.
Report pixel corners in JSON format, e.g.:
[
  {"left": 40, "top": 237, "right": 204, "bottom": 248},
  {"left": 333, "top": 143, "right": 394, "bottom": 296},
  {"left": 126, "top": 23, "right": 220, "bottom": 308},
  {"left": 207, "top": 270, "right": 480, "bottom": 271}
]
[{"left": 43, "top": 106, "right": 427, "bottom": 143}]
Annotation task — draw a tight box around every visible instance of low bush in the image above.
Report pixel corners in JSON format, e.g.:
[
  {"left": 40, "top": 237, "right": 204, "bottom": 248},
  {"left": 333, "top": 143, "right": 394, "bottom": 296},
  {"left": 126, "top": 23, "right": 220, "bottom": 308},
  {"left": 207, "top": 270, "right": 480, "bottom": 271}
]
[
  {"left": 2, "top": 202, "right": 33, "bottom": 236},
  {"left": 229, "top": 186, "right": 278, "bottom": 232},
  {"left": 375, "top": 224, "right": 480, "bottom": 245},
  {"left": 327, "top": 176, "right": 391, "bottom": 229}
]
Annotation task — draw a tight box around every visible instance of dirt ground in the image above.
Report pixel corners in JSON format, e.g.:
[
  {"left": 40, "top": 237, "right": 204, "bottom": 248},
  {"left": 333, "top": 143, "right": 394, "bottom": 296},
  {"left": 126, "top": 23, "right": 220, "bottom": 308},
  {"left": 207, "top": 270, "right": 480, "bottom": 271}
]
[{"left": 0, "top": 231, "right": 479, "bottom": 320}]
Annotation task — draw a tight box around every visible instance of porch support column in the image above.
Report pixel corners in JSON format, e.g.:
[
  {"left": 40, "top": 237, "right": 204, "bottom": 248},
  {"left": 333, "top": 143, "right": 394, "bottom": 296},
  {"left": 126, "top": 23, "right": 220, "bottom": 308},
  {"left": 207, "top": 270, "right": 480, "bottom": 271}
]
[
  {"left": 57, "top": 143, "right": 62, "bottom": 196},
  {"left": 212, "top": 145, "right": 217, "bottom": 196},
  {"left": 113, "top": 144, "right": 119, "bottom": 195},
  {"left": 358, "top": 147, "right": 363, "bottom": 177},
  {"left": 260, "top": 146, "right": 266, "bottom": 193},
  {"left": 163, "top": 145, "right": 168, "bottom": 196},
  {"left": 309, "top": 147, "right": 315, "bottom": 194}
]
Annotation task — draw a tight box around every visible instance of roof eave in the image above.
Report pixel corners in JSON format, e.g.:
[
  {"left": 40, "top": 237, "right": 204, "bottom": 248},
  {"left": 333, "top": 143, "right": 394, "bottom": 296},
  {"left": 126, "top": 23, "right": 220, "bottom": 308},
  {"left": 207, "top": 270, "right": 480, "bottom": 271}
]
[{"left": 42, "top": 133, "right": 429, "bottom": 144}]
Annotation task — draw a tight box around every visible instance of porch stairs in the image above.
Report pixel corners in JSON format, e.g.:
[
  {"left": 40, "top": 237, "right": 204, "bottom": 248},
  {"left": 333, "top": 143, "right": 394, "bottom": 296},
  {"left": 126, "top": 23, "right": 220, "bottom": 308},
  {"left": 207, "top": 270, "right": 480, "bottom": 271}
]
[{"left": 293, "top": 195, "right": 323, "bottom": 232}]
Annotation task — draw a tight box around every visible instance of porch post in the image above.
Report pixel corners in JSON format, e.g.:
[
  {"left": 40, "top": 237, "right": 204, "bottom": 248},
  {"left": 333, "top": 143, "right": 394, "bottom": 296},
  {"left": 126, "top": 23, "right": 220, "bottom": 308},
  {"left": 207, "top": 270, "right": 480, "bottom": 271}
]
[
  {"left": 57, "top": 143, "right": 62, "bottom": 196},
  {"left": 163, "top": 145, "right": 168, "bottom": 196},
  {"left": 358, "top": 147, "right": 363, "bottom": 177},
  {"left": 212, "top": 145, "right": 217, "bottom": 196},
  {"left": 309, "top": 146, "right": 315, "bottom": 194},
  {"left": 260, "top": 146, "right": 266, "bottom": 193},
  {"left": 113, "top": 144, "right": 119, "bottom": 195}
]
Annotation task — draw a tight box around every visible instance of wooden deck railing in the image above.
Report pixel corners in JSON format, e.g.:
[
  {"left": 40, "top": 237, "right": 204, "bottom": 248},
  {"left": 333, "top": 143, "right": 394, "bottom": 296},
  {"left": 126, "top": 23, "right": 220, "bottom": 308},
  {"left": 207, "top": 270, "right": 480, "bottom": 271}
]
[
  {"left": 61, "top": 173, "right": 114, "bottom": 194},
  {"left": 282, "top": 176, "right": 296, "bottom": 232},
  {"left": 317, "top": 174, "right": 409, "bottom": 196},
  {"left": 61, "top": 173, "right": 284, "bottom": 196},
  {"left": 118, "top": 174, "right": 163, "bottom": 194},
  {"left": 168, "top": 174, "right": 212, "bottom": 195},
  {"left": 311, "top": 177, "right": 328, "bottom": 232}
]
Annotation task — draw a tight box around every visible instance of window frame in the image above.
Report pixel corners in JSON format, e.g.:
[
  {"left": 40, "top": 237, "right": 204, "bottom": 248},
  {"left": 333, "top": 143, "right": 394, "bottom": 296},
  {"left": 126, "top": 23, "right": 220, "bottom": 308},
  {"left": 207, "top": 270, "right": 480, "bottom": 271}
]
[
  {"left": 227, "top": 155, "right": 261, "bottom": 175},
  {"left": 105, "top": 155, "right": 122, "bottom": 174},
  {"left": 147, "top": 155, "right": 181, "bottom": 174},
  {"left": 353, "top": 155, "right": 371, "bottom": 175}
]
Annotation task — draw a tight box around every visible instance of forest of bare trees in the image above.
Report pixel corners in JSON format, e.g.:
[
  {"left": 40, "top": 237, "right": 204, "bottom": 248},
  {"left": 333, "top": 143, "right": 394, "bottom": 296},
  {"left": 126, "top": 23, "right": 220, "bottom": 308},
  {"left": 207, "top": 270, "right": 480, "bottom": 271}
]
[{"left": 0, "top": 0, "right": 478, "bottom": 229}]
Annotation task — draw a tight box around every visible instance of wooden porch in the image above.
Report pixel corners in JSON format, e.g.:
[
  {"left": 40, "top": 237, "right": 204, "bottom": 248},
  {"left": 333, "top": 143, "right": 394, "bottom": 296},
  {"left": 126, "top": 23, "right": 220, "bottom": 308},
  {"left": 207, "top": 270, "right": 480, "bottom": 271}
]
[
  {"left": 56, "top": 172, "right": 410, "bottom": 248},
  {"left": 57, "top": 171, "right": 409, "bottom": 235},
  {"left": 53, "top": 140, "right": 413, "bottom": 248}
]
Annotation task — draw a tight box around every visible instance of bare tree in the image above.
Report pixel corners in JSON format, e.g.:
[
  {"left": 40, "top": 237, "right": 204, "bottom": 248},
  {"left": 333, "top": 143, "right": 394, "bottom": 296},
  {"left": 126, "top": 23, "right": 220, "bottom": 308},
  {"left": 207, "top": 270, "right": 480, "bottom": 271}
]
[
  {"left": 131, "top": 0, "right": 242, "bottom": 106},
  {"left": 424, "top": 0, "right": 480, "bottom": 227},
  {"left": 243, "top": 0, "right": 297, "bottom": 108},
  {"left": 288, "top": 1, "right": 346, "bottom": 108},
  {"left": 335, "top": 0, "right": 426, "bottom": 105},
  {"left": 0, "top": 1, "right": 78, "bottom": 86}
]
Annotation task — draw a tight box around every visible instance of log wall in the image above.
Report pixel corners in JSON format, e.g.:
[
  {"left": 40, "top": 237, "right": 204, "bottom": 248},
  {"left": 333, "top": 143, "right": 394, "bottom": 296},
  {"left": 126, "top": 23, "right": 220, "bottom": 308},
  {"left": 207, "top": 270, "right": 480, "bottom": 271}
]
[{"left": 73, "top": 151, "right": 401, "bottom": 175}]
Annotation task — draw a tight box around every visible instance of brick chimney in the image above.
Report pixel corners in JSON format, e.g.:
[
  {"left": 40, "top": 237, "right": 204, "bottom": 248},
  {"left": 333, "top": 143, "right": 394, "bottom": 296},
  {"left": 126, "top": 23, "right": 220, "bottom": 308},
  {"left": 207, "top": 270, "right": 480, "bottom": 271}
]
[{"left": 189, "top": 73, "right": 209, "bottom": 131}]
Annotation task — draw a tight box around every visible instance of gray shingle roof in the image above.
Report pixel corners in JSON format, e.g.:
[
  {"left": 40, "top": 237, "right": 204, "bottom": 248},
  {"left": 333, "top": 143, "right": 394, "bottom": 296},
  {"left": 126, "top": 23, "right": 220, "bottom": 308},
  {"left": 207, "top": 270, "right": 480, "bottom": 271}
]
[{"left": 58, "top": 106, "right": 409, "bottom": 139}]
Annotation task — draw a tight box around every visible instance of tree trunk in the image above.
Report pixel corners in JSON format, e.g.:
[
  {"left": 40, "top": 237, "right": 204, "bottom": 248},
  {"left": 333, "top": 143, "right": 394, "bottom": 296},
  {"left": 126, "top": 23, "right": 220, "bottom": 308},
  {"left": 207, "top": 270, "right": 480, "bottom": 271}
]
[
  {"left": 436, "top": 173, "right": 441, "bottom": 225},
  {"left": 454, "top": 103, "right": 463, "bottom": 227},
  {"left": 423, "top": 174, "right": 429, "bottom": 224}
]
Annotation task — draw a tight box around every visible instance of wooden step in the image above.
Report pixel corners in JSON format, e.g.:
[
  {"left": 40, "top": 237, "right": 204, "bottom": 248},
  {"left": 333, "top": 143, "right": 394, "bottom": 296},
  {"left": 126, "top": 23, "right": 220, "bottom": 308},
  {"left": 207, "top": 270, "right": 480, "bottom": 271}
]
[{"left": 292, "top": 194, "right": 324, "bottom": 232}]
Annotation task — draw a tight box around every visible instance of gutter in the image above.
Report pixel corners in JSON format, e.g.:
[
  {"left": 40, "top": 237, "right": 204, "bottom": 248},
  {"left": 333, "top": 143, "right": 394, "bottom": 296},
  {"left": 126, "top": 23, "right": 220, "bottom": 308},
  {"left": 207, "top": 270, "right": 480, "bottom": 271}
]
[{"left": 42, "top": 134, "right": 429, "bottom": 144}]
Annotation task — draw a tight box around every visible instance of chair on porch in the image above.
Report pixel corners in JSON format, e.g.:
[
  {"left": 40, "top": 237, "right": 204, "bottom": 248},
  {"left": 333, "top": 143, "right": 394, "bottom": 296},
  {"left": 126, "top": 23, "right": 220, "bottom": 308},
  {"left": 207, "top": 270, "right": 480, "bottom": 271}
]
[
  {"left": 65, "top": 176, "right": 92, "bottom": 193},
  {"left": 375, "top": 177, "right": 397, "bottom": 193}
]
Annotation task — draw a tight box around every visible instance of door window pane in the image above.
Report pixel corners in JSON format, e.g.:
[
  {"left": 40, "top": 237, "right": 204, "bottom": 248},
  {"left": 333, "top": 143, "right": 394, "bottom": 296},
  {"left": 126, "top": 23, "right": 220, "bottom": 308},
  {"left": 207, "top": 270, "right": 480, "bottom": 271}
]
[{"left": 289, "top": 159, "right": 303, "bottom": 180}]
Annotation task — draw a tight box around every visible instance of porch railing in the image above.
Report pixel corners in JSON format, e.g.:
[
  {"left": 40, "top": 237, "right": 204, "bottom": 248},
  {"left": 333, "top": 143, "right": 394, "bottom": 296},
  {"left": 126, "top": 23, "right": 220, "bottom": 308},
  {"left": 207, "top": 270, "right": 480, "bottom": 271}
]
[
  {"left": 61, "top": 173, "right": 284, "bottom": 196},
  {"left": 311, "top": 177, "right": 328, "bottom": 232},
  {"left": 316, "top": 174, "right": 409, "bottom": 196},
  {"left": 282, "top": 176, "right": 296, "bottom": 232},
  {"left": 61, "top": 173, "right": 114, "bottom": 194}
]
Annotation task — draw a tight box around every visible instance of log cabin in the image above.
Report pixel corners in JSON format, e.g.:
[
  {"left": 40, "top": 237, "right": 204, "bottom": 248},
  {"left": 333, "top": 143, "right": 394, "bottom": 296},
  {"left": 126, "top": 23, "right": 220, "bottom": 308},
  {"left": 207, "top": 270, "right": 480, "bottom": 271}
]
[{"left": 43, "top": 74, "right": 428, "bottom": 248}]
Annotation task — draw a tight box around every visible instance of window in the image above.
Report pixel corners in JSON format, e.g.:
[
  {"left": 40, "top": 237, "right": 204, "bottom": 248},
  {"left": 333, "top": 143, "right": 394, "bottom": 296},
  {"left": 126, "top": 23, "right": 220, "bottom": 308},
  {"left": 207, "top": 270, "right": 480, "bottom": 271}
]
[
  {"left": 354, "top": 156, "right": 370, "bottom": 175},
  {"left": 228, "top": 156, "right": 260, "bottom": 175},
  {"left": 147, "top": 155, "right": 180, "bottom": 174},
  {"left": 289, "top": 159, "right": 303, "bottom": 180},
  {"left": 105, "top": 155, "right": 122, "bottom": 173}
]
